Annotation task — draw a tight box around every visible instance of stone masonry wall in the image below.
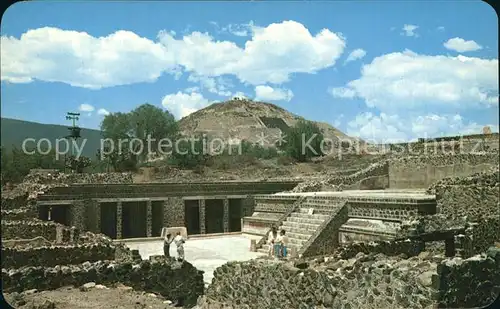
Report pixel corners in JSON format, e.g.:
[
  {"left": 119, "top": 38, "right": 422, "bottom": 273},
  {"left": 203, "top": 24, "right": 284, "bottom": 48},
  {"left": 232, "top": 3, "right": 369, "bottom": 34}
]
[
  {"left": 1, "top": 243, "right": 115, "bottom": 269},
  {"left": 1, "top": 208, "right": 38, "bottom": 221},
  {"left": 301, "top": 204, "right": 349, "bottom": 257},
  {"left": 198, "top": 245, "right": 500, "bottom": 309},
  {"left": 198, "top": 252, "right": 439, "bottom": 309},
  {"left": 428, "top": 168, "right": 499, "bottom": 220},
  {"left": 2, "top": 257, "right": 204, "bottom": 308},
  {"left": 163, "top": 197, "right": 185, "bottom": 228},
  {"left": 1, "top": 220, "right": 73, "bottom": 242},
  {"left": 428, "top": 168, "right": 500, "bottom": 254},
  {"left": 293, "top": 160, "right": 389, "bottom": 192},
  {"left": 437, "top": 247, "right": 500, "bottom": 308},
  {"left": 389, "top": 152, "right": 498, "bottom": 189}
]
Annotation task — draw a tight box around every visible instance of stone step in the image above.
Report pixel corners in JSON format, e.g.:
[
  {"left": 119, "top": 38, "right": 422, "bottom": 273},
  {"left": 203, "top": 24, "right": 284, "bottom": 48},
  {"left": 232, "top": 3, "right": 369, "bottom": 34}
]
[
  {"left": 282, "top": 221, "right": 321, "bottom": 232},
  {"left": 286, "top": 216, "right": 326, "bottom": 225},
  {"left": 287, "top": 231, "right": 313, "bottom": 240},
  {"left": 290, "top": 212, "right": 330, "bottom": 220}
]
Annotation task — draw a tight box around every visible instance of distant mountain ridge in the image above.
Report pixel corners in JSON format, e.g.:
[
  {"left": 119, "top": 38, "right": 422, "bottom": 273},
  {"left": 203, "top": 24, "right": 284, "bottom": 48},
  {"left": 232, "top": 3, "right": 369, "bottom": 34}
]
[{"left": 1, "top": 118, "right": 103, "bottom": 158}]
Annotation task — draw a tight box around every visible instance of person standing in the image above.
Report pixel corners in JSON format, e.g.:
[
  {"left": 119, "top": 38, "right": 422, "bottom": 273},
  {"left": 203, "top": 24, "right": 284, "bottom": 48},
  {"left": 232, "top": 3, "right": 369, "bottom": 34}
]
[
  {"left": 174, "top": 232, "right": 186, "bottom": 261},
  {"left": 278, "top": 229, "right": 289, "bottom": 259},
  {"left": 267, "top": 226, "right": 278, "bottom": 257},
  {"left": 163, "top": 233, "right": 173, "bottom": 257}
]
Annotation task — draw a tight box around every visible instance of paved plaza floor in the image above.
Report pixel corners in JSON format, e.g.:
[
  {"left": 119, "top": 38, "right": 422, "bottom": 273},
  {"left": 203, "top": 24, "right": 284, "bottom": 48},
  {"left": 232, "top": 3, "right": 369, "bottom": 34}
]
[{"left": 124, "top": 235, "right": 264, "bottom": 286}]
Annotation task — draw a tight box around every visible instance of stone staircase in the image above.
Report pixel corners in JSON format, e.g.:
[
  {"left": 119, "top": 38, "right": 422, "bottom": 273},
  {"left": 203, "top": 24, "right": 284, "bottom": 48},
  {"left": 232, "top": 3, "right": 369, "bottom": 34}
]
[{"left": 257, "top": 196, "right": 344, "bottom": 255}]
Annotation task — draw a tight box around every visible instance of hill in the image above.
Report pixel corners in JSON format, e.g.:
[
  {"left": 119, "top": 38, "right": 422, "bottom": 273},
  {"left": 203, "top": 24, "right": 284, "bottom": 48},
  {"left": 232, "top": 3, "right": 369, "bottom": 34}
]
[
  {"left": 178, "top": 98, "right": 359, "bottom": 146},
  {"left": 1, "top": 118, "right": 103, "bottom": 158}
]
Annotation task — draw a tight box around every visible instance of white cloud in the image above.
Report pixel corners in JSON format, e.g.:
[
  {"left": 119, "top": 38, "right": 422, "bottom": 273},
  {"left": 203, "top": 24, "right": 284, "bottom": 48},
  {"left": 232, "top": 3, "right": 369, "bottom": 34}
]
[
  {"left": 344, "top": 49, "right": 366, "bottom": 64},
  {"left": 347, "top": 112, "right": 499, "bottom": 143},
  {"left": 437, "top": 26, "right": 445, "bottom": 31},
  {"left": 330, "top": 50, "right": 498, "bottom": 111},
  {"left": 158, "top": 20, "right": 346, "bottom": 85},
  {"left": 444, "top": 37, "right": 482, "bottom": 53},
  {"left": 161, "top": 91, "right": 211, "bottom": 119},
  {"left": 1, "top": 21, "right": 346, "bottom": 88},
  {"left": 401, "top": 24, "right": 419, "bottom": 37},
  {"left": 97, "top": 108, "right": 110, "bottom": 116},
  {"left": 255, "top": 85, "right": 294, "bottom": 102},
  {"left": 78, "top": 103, "right": 95, "bottom": 112},
  {"left": 187, "top": 75, "right": 232, "bottom": 96},
  {"left": 1, "top": 27, "right": 177, "bottom": 88}
]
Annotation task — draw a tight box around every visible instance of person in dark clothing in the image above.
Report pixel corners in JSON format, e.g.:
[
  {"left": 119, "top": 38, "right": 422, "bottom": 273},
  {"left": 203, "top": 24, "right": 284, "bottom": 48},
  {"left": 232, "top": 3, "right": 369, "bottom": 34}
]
[{"left": 163, "top": 233, "right": 173, "bottom": 257}]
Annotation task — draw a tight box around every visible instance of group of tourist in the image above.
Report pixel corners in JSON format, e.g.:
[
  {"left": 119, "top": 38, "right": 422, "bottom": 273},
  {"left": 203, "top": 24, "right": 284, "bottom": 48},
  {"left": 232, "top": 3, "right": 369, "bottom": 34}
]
[
  {"left": 267, "top": 226, "right": 289, "bottom": 259},
  {"left": 163, "top": 232, "right": 185, "bottom": 261}
]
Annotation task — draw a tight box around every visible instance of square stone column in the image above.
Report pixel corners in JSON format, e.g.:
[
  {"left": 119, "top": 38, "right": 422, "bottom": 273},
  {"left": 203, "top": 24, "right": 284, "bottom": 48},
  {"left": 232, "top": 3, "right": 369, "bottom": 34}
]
[
  {"left": 71, "top": 201, "right": 86, "bottom": 231},
  {"left": 223, "top": 198, "right": 229, "bottom": 233},
  {"left": 146, "top": 200, "right": 152, "bottom": 237},
  {"left": 95, "top": 201, "right": 101, "bottom": 234},
  {"left": 162, "top": 197, "right": 184, "bottom": 228},
  {"left": 116, "top": 201, "right": 123, "bottom": 239},
  {"left": 199, "top": 199, "right": 206, "bottom": 234}
]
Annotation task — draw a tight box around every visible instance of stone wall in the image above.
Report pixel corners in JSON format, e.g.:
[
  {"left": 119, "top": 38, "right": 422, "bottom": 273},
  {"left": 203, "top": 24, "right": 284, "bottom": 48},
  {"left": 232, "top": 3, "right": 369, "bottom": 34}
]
[
  {"left": 2, "top": 257, "right": 204, "bottom": 308},
  {"left": 293, "top": 160, "right": 389, "bottom": 192},
  {"left": 39, "top": 181, "right": 299, "bottom": 200},
  {"left": 197, "top": 252, "right": 439, "bottom": 309},
  {"left": 1, "top": 220, "right": 73, "bottom": 242},
  {"left": 163, "top": 197, "right": 185, "bottom": 228},
  {"left": 22, "top": 171, "right": 134, "bottom": 185},
  {"left": 437, "top": 247, "right": 500, "bottom": 308},
  {"left": 1, "top": 243, "right": 115, "bottom": 269},
  {"left": 1, "top": 207, "right": 37, "bottom": 221},
  {"left": 428, "top": 167, "right": 499, "bottom": 220},
  {"left": 300, "top": 203, "right": 348, "bottom": 257},
  {"left": 333, "top": 240, "right": 425, "bottom": 260},
  {"left": 389, "top": 152, "right": 498, "bottom": 189}
]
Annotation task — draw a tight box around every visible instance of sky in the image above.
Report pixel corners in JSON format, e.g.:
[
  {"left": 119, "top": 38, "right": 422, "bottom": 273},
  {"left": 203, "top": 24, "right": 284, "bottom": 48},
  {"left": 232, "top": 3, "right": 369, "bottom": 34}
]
[{"left": 1, "top": 0, "right": 498, "bottom": 143}]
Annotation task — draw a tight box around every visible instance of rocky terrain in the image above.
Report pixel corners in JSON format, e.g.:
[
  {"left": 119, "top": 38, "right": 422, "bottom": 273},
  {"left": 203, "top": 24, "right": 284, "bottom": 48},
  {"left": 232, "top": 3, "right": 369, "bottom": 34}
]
[{"left": 197, "top": 246, "right": 500, "bottom": 309}]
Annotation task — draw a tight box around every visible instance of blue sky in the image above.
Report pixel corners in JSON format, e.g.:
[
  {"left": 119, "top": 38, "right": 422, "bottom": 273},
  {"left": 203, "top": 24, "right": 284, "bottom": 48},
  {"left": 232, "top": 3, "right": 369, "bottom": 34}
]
[{"left": 1, "top": 0, "right": 498, "bottom": 142}]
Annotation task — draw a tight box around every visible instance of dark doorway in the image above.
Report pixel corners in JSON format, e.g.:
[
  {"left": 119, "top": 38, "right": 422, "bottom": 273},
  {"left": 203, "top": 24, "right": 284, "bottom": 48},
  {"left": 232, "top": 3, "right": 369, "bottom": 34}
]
[
  {"left": 122, "top": 201, "right": 147, "bottom": 238},
  {"left": 152, "top": 201, "right": 164, "bottom": 237},
  {"left": 184, "top": 200, "right": 200, "bottom": 235},
  {"left": 51, "top": 205, "right": 70, "bottom": 225},
  {"left": 228, "top": 199, "right": 243, "bottom": 232},
  {"left": 100, "top": 202, "right": 117, "bottom": 239},
  {"left": 205, "top": 199, "right": 224, "bottom": 234},
  {"left": 38, "top": 205, "right": 49, "bottom": 221}
]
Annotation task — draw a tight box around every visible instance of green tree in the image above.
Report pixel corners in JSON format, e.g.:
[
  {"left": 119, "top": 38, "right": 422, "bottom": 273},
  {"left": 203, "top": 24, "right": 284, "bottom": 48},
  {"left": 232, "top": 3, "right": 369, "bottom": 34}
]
[
  {"left": 100, "top": 104, "right": 178, "bottom": 171},
  {"left": 282, "top": 120, "right": 324, "bottom": 162},
  {"left": 1, "top": 146, "right": 64, "bottom": 185},
  {"left": 169, "top": 135, "right": 209, "bottom": 168}
]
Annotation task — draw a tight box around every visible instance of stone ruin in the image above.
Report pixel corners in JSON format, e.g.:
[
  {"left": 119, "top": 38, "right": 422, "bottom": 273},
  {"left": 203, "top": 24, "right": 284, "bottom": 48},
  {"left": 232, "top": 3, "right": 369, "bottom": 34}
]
[
  {"left": 1, "top": 145, "right": 500, "bottom": 309},
  {"left": 1, "top": 171, "right": 205, "bottom": 308}
]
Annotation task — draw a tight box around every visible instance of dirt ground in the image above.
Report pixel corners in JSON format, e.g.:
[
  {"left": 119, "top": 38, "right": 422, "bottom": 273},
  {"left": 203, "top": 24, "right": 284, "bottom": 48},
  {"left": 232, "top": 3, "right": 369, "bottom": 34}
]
[{"left": 3, "top": 284, "right": 183, "bottom": 309}]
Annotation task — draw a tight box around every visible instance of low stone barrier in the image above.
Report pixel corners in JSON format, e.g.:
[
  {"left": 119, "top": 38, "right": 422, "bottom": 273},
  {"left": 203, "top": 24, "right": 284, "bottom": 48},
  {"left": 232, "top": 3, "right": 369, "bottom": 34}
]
[
  {"left": 1, "top": 220, "right": 72, "bottom": 242},
  {"left": 334, "top": 239, "right": 425, "bottom": 260},
  {"left": 2, "top": 257, "right": 204, "bottom": 308},
  {"left": 197, "top": 252, "right": 439, "bottom": 309},
  {"left": 0, "top": 208, "right": 37, "bottom": 221},
  {"left": 1, "top": 243, "right": 115, "bottom": 269},
  {"left": 437, "top": 247, "right": 500, "bottom": 308}
]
